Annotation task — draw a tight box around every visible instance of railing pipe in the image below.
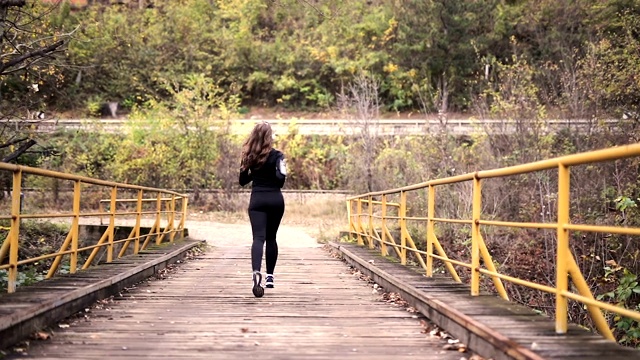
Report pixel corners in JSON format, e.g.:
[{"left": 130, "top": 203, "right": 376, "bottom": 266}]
[
  {"left": 426, "top": 185, "right": 435, "bottom": 277},
  {"left": 399, "top": 191, "right": 407, "bottom": 265},
  {"left": 555, "top": 164, "right": 570, "bottom": 334},
  {"left": 471, "top": 175, "right": 481, "bottom": 296},
  {"left": 381, "top": 195, "right": 388, "bottom": 256},
  {"left": 135, "top": 190, "right": 143, "bottom": 254},
  {"left": 70, "top": 180, "right": 81, "bottom": 273},
  {"left": 107, "top": 186, "right": 117, "bottom": 262},
  {"left": 7, "top": 169, "right": 22, "bottom": 293},
  {"left": 367, "top": 195, "right": 374, "bottom": 249}
]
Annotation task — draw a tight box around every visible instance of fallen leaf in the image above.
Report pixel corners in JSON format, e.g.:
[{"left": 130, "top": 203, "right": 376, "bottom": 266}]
[
  {"left": 468, "top": 355, "right": 486, "bottom": 360},
  {"left": 33, "top": 332, "right": 50, "bottom": 340}
]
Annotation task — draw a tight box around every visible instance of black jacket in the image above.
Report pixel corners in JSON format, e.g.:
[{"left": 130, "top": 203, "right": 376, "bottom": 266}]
[{"left": 239, "top": 148, "right": 286, "bottom": 190}]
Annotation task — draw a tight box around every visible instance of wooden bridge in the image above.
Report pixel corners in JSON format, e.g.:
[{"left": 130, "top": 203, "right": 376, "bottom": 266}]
[
  {"left": 2, "top": 145, "right": 640, "bottom": 359},
  {"left": 1, "top": 231, "right": 638, "bottom": 359}
]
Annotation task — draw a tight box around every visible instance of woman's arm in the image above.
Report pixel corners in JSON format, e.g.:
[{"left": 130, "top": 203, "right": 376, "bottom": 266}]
[{"left": 239, "top": 168, "right": 252, "bottom": 186}]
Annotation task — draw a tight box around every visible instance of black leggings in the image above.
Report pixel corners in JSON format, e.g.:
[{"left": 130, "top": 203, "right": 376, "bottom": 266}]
[{"left": 248, "top": 190, "right": 285, "bottom": 274}]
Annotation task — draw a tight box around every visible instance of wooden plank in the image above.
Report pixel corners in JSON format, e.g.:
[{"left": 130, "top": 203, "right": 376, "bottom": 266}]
[
  {"left": 0, "top": 239, "right": 203, "bottom": 350},
  {"left": 9, "top": 245, "right": 464, "bottom": 360},
  {"left": 334, "top": 243, "right": 640, "bottom": 360}
]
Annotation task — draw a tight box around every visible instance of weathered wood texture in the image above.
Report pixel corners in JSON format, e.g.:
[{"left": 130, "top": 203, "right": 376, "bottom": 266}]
[
  {"left": 333, "top": 243, "right": 640, "bottom": 360},
  {"left": 6, "top": 245, "right": 463, "bottom": 360},
  {"left": 0, "top": 239, "right": 203, "bottom": 350}
]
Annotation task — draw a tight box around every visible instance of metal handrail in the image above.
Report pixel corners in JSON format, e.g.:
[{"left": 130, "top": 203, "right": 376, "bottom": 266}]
[
  {"left": 0, "top": 163, "right": 189, "bottom": 293},
  {"left": 346, "top": 143, "right": 640, "bottom": 341}
]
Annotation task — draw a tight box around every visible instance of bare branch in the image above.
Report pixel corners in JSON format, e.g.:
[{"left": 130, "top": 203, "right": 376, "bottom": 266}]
[
  {"left": 0, "top": 1, "right": 26, "bottom": 7},
  {"left": 297, "top": 0, "right": 326, "bottom": 18},
  {"left": 0, "top": 38, "right": 64, "bottom": 74},
  {"left": 2, "top": 138, "right": 35, "bottom": 163},
  {"left": 0, "top": 135, "right": 28, "bottom": 149}
]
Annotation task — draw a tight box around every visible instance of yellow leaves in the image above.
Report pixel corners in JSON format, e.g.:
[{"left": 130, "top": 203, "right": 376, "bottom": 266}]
[
  {"left": 327, "top": 46, "right": 339, "bottom": 60},
  {"left": 309, "top": 47, "right": 328, "bottom": 63},
  {"left": 382, "top": 18, "right": 397, "bottom": 44},
  {"left": 383, "top": 62, "right": 398, "bottom": 73}
]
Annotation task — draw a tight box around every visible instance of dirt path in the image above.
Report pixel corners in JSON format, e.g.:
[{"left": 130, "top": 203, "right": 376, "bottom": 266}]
[{"left": 186, "top": 219, "right": 321, "bottom": 249}]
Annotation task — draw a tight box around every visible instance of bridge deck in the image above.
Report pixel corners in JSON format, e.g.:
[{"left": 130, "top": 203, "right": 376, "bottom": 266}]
[
  {"left": 335, "top": 243, "right": 640, "bottom": 360},
  {"left": 5, "top": 244, "right": 461, "bottom": 360}
]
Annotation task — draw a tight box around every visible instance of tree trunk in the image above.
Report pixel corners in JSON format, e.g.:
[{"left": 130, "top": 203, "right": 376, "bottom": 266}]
[{"left": 439, "top": 73, "right": 449, "bottom": 114}]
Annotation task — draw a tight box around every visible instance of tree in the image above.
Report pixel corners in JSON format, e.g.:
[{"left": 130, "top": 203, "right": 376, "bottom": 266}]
[
  {"left": 391, "top": 0, "right": 499, "bottom": 114},
  {"left": 0, "top": 0, "right": 73, "bottom": 163},
  {"left": 338, "top": 73, "right": 381, "bottom": 193},
  {"left": 107, "top": 73, "right": 242, "bottom": 195}
]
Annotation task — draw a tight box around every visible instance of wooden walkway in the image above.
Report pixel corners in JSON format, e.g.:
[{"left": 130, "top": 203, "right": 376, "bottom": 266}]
[
  {"left": 7, "top": 244, "right": 463, "bottom": 359},
  {"left": 334, "top": 243, "right": 640, "bottom": 360}
]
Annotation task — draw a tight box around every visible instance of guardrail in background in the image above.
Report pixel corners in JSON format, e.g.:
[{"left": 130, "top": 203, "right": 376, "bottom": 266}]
[
  {"left": 347, "top": 143, "right": 640, "bottom": 341},
  {"left": 0, "top": 163, "right": 188, "bottom": 293},
  {"left": 1, "top": 118, "right": 623, "bottom": 136}
]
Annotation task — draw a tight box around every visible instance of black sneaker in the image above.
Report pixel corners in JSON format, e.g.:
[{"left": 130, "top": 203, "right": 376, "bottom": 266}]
[
  {"left": 252, "top": 271, "right": 264, "bottom": 298},
  {"left": 265, "top": 274, "right": 274, "bottom": 288}
]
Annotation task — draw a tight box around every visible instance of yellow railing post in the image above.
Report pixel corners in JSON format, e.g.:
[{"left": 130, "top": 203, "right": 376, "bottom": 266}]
[
  {"left": 346, "top": 200, "right": 353, "bottom": 240},
  {"left": 134, "top": 190, "right": 142, "bottom": 254},
  {"left": 7, "top": 169, "right": 22, "bottom": 293},
  {"left": 426, "top": 185, "right": 435, "bottom": 277},
  {"left": 356, "top": 199, "right": 364, "bottom": 246},
  {"left": 471, "top": 175, "right": 481, "bottom": 296},
  {"left": 70, "top": 180, "right": 81, "bottom": 274},
  {"left": 556, "top": 163, "right": 570, "bottom": 334},
  {"left": 400, "top": 191, "right": 407, "bottom": 265},
  {"left": 367, "top": 195, "right": 374, "bottom": 249},
  {"left": 155, "top": 193, "right": 162, "bottom": 245},
  {"left": 567, "top": 255, "right": 614, "bottom": 339},
  {"left": 107, "top": 186, "right": 117, "bottom": 263},
  {"left": 169, "top": 195, "right": 176, "bottom": 242},
  {"left": 381, "top": 195, "right": 388, "bottom": 256},
  {"left": 0, "top": 229, "right": 8, "bottom": 264},
  {"left": 180, "top": 196, "right": 188, "bottom": 238}
]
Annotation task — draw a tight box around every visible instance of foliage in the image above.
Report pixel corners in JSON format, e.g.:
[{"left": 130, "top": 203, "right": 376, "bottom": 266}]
[
  {"left": 6, "top": 0, "right": 640, "bottom": 347},
  {"left": 598, "top": 266, "right": 640, "bottom": 347},
  {"left": 108, "top": 74, "right": 241, "bottom": 190},
  {"left": 0, "top": 0, "right": 634, "bottom": 120},
  {"left": 0, "top": 0, "right": 77, "bottom": 164},
  {"left": 0, "top": 220, "right": 69, "bottom": 291},
  {"left": 276, "top": 127, "right": 347, "bottom": 190}
]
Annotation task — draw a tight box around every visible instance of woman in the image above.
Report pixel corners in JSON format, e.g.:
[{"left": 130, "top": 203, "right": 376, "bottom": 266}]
[{"left": 239, "top": 121, "right": 287, "bottom": 298}]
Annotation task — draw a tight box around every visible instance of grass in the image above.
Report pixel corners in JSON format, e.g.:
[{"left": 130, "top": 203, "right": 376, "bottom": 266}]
[
  {"left": 196, "top": 196, "right": 349, "bottom": 244},
  {"left": 282, "top": 197, "right": 348, "bottom": 243}
]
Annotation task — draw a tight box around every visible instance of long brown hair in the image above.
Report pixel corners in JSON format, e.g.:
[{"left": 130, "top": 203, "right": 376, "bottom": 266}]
[{"left": 240, "top": 121, "right": 273, "bottom": 171}]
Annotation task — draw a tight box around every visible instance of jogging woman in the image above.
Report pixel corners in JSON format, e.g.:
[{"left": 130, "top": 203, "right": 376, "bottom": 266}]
[{"left": 239, "top": 121, "right": 287, "bottom": 298}]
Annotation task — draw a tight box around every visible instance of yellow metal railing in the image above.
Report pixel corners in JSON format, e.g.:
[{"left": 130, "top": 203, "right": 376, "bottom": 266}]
[
  {"left": 346, "top": 143, "right": 640, "bottom": 340},
  {"left": 0, "top": 162, "right": 188, "bottom": 294}
]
